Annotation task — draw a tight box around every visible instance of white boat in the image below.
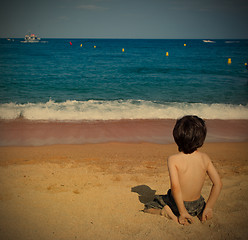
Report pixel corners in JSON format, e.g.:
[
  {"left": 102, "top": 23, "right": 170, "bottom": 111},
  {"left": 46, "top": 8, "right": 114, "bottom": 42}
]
[
  {"left": 202, "top": 40, "right": 215, "bottom": 43},
  {"left": 21, "top": 34, "right": 40, "bottom": 43}
]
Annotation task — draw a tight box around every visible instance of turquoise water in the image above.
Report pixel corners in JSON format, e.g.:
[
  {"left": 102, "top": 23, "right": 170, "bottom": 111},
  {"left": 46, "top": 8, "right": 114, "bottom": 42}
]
[{"left": 0, "top": 38, "right": 248, "bottom": 120}]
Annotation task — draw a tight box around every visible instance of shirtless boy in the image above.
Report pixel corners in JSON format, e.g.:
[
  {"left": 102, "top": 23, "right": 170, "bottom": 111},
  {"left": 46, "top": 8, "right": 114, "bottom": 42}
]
[{"left": 144, "top": 115, "right": 222, "bottom": 225}]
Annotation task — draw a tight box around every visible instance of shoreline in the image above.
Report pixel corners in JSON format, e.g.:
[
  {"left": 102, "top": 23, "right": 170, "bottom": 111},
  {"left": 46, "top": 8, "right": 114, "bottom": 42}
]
[{"left": 0, "top": 119, "right": 247, "bottom": 146}]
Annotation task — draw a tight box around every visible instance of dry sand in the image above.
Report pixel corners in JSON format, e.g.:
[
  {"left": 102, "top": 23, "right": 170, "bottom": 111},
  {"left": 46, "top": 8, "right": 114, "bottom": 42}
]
[{"left": 0, "top": 142, "right": 248, "bottom": 240}]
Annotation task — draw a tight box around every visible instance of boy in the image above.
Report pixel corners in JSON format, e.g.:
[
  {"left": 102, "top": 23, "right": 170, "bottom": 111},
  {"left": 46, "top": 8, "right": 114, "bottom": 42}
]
[{"left": 144, "top": 115, "right": 222, "bottom": 225}]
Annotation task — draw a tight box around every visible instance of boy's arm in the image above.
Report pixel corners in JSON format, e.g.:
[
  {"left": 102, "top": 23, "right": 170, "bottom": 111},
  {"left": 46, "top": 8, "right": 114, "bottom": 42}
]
[
  {"left": 168, "top": 157, "right": 194, "bottom": 225},
  {"left": 202, "top": 159, "right": 222, "bottom": 222}
]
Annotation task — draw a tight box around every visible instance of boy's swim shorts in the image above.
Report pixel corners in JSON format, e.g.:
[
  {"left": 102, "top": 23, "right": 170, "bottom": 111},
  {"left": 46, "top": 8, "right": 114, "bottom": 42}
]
[{"left": 144, "top": 189, "right": 205, "bottom": 217}]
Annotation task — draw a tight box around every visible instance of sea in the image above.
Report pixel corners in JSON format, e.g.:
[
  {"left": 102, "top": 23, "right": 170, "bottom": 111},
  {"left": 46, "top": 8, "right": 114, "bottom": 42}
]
[{"left": 0, "top": 38, "right": 248, "bottom": 146}]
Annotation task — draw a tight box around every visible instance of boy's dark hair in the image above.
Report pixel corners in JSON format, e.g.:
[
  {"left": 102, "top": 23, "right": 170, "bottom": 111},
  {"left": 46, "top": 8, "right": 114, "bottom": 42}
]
[{"left": 173, "top": 115, "right": 207, "bottom": 154}]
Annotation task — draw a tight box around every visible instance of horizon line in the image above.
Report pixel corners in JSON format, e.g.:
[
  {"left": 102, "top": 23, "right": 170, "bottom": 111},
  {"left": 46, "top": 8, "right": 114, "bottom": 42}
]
[{"left": 1, "top": 37, "right": 248, "bottom": 40}]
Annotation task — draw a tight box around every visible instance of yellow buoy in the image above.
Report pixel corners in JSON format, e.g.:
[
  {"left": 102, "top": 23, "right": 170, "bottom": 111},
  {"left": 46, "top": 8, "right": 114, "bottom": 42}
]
[
  {"left": 228, "top": 58, "right": 232, "bottom": 64},
  {"left": 166, "top": 52, "right": 169, "bottom": 56},
  {"left": 184, "top": 44, "right": 186, "bottom": 46},
  {"left": 94, "top": 46, "right": 96, "bottom": 48},
  {"left": 80, "top": 44, "right": 82, "bottom": 47},
  {"left": 122, "top": 48, "right": 125, "bottom": 52},
  {"left": 245, "top": 63, "right": 247, "bottom": 66}
]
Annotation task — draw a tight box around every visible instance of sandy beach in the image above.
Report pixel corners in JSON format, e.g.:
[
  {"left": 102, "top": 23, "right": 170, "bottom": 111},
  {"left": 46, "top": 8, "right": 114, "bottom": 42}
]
[{"left": 0, "top": 142, "right": 248, "bottom": 240}]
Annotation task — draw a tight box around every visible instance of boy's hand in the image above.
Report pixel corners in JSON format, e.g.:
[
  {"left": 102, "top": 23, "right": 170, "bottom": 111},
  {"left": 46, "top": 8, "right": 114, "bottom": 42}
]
[
  {"left": 178, "top": 212, "right": 194, "bottom": 225},
  {"left": 201, "top": 207, "right": 213, "bottom": 222}
]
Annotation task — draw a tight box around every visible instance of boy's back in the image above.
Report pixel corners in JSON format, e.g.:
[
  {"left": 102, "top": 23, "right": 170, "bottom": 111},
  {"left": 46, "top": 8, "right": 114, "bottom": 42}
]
[{"left": 168, "top": 151, "right": 210, "bottom": 201}]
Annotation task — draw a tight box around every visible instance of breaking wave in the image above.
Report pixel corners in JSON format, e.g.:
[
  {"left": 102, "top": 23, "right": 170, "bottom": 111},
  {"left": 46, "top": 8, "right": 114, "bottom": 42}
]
[{"left": 0, "top": 99, "right": 248, "bottom": 121}]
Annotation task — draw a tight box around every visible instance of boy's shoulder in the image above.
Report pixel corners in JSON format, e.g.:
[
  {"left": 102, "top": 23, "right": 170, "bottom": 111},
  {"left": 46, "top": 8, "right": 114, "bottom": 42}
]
[
  {"left": 168, "top": 152, "right": 182, "bottom": 161},
  {"left": 167, "top": 152, "right": 183, "bottom": 165}
]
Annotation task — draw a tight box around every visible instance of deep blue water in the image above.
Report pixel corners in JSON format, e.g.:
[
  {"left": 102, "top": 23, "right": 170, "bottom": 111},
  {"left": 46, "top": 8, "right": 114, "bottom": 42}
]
[{"left": 0, "top": 38, "right": 248, "bottom": 120}]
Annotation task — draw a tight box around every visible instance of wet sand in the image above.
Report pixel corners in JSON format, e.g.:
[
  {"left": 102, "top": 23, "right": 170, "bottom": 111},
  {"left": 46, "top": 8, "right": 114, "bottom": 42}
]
[{"left": 0, "top": 119, "right": 247, "bottom": 146}]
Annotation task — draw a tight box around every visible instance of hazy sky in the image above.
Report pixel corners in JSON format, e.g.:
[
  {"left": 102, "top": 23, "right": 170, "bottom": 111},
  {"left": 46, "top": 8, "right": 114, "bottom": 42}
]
[{"left": 1, "top": 0, "right": 248, "bottom": 38}]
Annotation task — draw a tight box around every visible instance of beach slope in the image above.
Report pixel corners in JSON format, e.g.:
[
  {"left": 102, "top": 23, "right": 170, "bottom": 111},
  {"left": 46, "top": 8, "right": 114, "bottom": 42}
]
[{"left": 0, "top": 142, "right": 248, "bottom": 240}]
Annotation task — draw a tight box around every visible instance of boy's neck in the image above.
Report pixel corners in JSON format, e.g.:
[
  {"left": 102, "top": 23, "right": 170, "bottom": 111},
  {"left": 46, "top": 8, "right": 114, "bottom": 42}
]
[{"left": 180, "top": 150, "right": 198, "bottom": 155}]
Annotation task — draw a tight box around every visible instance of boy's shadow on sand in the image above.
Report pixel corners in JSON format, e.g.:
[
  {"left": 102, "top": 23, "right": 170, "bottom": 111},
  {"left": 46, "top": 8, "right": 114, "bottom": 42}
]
[{"left": 131, "top": 185, "right": 157, "bottom": 204}]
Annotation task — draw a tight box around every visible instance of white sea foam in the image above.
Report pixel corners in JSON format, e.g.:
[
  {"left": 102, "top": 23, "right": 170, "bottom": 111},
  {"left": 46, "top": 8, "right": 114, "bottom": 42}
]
[{"left": 0, "top": 99, "right": 247, "bottom": 121}]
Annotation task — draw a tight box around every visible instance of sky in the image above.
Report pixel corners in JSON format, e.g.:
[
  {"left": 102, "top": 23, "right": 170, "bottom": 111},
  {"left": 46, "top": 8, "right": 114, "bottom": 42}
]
[{"left": 0, "top": 0, "right": 248, "bottom": 39}]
